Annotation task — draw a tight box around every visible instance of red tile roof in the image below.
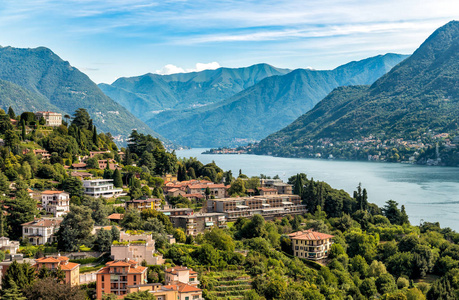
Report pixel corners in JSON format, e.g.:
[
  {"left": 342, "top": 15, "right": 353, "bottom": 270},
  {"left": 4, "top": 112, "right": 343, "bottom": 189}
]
[
  {"left": 22, "top": 218, "right": 62, "bottom": 227},
  {"left": 108, "top": 213, "right": 124, "bottom": 220},
  {"left": 42, "top": 190, "right": 66, "bottom": 195},
  {"left": 163, "top": 282, "right": 202, "bottom": 293},
  {"left": 288, "top": 229, "right": 334, "bottom": 241}
]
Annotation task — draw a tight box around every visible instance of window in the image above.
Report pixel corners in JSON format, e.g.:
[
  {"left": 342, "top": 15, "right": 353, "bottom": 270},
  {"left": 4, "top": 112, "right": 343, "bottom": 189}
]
[
  {"left": 185, "top": 297, "right": 189, "bottom": 300},
  {"left": 134, "top": 275, "right": 137, "bottom": 282},
  {"left": 102, "top": 276, "right": 104, "bottom": 282}
]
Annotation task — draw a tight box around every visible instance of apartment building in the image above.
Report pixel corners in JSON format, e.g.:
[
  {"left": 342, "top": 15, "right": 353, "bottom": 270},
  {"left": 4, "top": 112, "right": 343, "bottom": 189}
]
[
  {"left": 170, "top": 213, "right": 227, "bottom": 236},
  {"left": 289, "top": 230, "right": 334, "bottom": 260},
  {"left": 126, "top": 198, "right": 162, "bottom": 212},
  {"left": 207, "top": 195, "right": 306, "bottom": 220},
  {"left": 126, "top": 282, "right": 203, "bottom": 300},
  {"left": 111, "top": 231, "right": 165, "bottom": 265},
  {"left": 21, "top": 218, "right": 62, "bottom": 245},
  {"left": 186, "top": 183, "right": 228, "bottom": 198},
  {"left": 96, "top": 259, "right": 147, "bottom": 299},
  {"left": 83, "top": 179, "right": 123, "bottom": 198},
  {"left": 35, "top": 255, "right": 80, "bottom": 286},
  {"left": 260, "top": 179, "right": 293, "bottom": 195},
  {"left": 41, "top": 190, "right": 70, "bottom": 217},
  {"left": 159, "top": 208, "right": 194, "bottom": 217}
]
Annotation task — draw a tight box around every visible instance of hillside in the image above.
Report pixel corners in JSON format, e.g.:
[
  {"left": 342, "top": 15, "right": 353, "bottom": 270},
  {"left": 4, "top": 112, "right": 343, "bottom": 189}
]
[
  {"left": 0, "top": 46, "right": 161, "bottom": 142},
  {"left": 254, "top": 21, "right": 459, "bottom": 166},
  {"left": 99, "top": 63, "right": 291, "bottom": 121},
  {"left": 146, "top": 53, "right": 408, "bottom": 147}
]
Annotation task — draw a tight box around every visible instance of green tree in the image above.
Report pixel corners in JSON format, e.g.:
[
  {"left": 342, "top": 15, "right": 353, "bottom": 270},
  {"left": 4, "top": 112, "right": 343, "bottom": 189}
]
[
  {"left": 4, "top": 129, "right": 19, "bottom": 148},
  {"left": 92, "top": 126, "right": 98, "bottom": 147},
  {"left": 113, "top": 168, "right": 123, "bottom": 188},
  {"left": 2, "top": 260, "right": 36, "bottom": 291},
  {"left": 360, "top": 278, "right": 377, "bottom": 298},
  {"left": 204, "top": 228, "right": 235, "bottom": 251},
  {"left": 21, "top": 119, "right": 26, "bottom": 140},
  {"left": 62, "top": 177, "right": 83, "bottom": 198},
  {"left": 228, "top": 178, "right": 246, "bottom": 196},
  {"left": 93, "top": 228, "right": 112, "bottom": 252},
  {"left": 2, "top": 279, "right": 27, "bottom": 300},
  {"left": 111, "top": 225, "right": 120, "bottom": 242},
  {"left": 86, "top": 157, "right": 99, "bottom": 169},
  {"left": 124, "top": 290, "right": 156, "bottom": 300},
  {"left": 6, "top": 185, "right": 38, "bottom": 239},
  {"left": 7, "top": 106, "right": 15, "bottom": 119},
  {"left": 72, "top": 108, "right": 91, "bottom": 130},
  {"left": 25, "top": 276, "right": 86, "bottom": 300},
  {"left": 57, "top": 205, "right": 94, "bottom": 251},
  {"left": 173, "top": 228, "right": 186, "bottom": 243},
  {"left": 383, "top": 200, "right": 403, "bottom": 225}
]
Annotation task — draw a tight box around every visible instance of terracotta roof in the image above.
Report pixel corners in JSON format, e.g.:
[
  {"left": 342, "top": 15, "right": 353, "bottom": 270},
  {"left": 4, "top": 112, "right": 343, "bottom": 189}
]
[
  {"left": 22, "top": 218, "right": 62, "bottom": 227},
  {"left": 163, "top": 282, "right": 202, "bottom": 293},
  {"left": 168, "top": 188, "right": 179, "bottom": 192},
  {"left": 108, "top": 261, "right": 132, "bottom": 267},
  {"left": 165, "top": 266, "right": 191, "bottom": 275},
  {"left": 108, "top": 213, "right": 124, "bottom": 220},
  {"left": 288, "top": 229, "right": 334, "bottom": 241},
  {"left": 187, "top": 184, "right": 226, "bottom": 189},
  {"left": 42, "top": 190, "right": 66, "bottom": 195},
  {"left": 36, "top": 257, "right": 61, "bottom": 263},
  {"left": 60, "top": 262, "right": 79, "bottom": 270},
  {"left": 72, "top": 163, "right": 87, "bottom": 168}
]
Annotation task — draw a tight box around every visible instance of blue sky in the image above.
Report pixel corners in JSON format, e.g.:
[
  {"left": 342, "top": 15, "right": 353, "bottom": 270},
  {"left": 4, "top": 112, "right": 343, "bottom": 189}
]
[{"left": 1, "top": 0, "right": 458, "bottom": 83}]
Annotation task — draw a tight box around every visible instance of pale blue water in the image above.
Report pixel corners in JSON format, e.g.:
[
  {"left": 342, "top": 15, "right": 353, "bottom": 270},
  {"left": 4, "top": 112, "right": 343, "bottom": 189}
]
[{"left": 176, "top": 148, "right": 459, "bottom": 231}]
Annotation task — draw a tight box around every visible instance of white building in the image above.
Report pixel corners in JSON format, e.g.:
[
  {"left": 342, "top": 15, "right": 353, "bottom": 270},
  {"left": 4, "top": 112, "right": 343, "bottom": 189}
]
[
  {"left": 111, "top": 231, "right": 165, "bottom": 265},
  {"left": 34, "top": 111, "right": 62, "bottom": 127},
  {"left": 41, "top": 191, "right": 70, "bottom": 217},
  {"left": 21, "top": 218, "right": 62, "bottom": 245},
  {"left": 83, "top": 179, "right": 123, "bottom": 198},
  {"left": 0, "top": 237, "right": 19, "bottom": 255}
]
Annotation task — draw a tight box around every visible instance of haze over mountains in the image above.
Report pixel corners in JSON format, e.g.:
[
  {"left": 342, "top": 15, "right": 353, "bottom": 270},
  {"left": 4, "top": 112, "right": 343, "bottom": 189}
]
[
  {"left": 255, "top": 21, "right": 459, "bottom": 161},
  {"left": 102, "top": 54, "right": 407, "bottom": 147},
  {"left": 0, "top": 46, "right": 160, "bottom": 142}
]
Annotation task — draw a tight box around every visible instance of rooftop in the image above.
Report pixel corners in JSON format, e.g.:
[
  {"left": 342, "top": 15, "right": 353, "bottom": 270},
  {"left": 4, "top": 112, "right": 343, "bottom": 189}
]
[{"left": 288, "top": 229, "right": 334, "bottom": 241}]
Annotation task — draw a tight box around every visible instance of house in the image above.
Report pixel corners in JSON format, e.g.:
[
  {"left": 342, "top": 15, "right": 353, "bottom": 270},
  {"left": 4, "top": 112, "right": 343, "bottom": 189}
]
[
  {"left": 89, "top": 151, "right": 110, "bottom": 158},
  {"left": 288, "top": 230, "right": 334, "bottom": 260},
  {"left": 72, "top": 163, "right": 87, "bottom": 170},
  {"left": 167, "top": 188, "right": 186, "bottom": 198},
  {"left": 96, "top": 259, "right": 147, "bottom": 299},
  {"left": 34, "top": 111, "right": 62, "bottom": 127},
  {"left": 258, "top": 187, "right": 278, "bottom": 196},
  {"left": 183, "top": 194, "right": 205, "bottom": 202},
  {"left": 207, "top": 195, "right": 306, "bottom": 220},
  {"left": 165, "top": 266, "right": 199, "bottom": 286},
  {"left": 97, "top": 159, "right": 120, "bottom": 170},
  {"left": 34, "top": 255, "right": 80, "bottom": 286},
  {"left": 33, "top": 149, "right": 51, "bottom": 160},
  {"left": 126, "top": 198, "right": 162, "bottom": 211},
  {"left": 108, "top": 213, "right": 124, "bottom": 224},
  {"left": 41, "top": 190, "right": 70, "bottom": 217},
  {"left": 83, "top": 179, "right": 123, "bottom": 198},
  {"left": 70, "top": 171, "right": 93, "bottom": 179},
  {"left": 186, "top": 183, "right": 228, "bottom": 198},
  {"left": 126, "top": 282, "right": 203, "bottom": 300},
  {"left": 159, "top": 208, "right": 193, "bottom": 217},
  {"left": 21, "top": 218, "right": 62, "bottom": 245},
  {"left": 260, "top": 179, "right": 293, "bottom": 195},
  {"left": 111, "top": 231, "right": 165, "bottom": 265},
  {"left": 162, "top": 174, "right": 178, "bottom": 182},
  {"left": 0, "top": 237, "right": 19, "bottom": 255},
  {"left": 170, "top": 213, "right": 226, "bottom": 236}
]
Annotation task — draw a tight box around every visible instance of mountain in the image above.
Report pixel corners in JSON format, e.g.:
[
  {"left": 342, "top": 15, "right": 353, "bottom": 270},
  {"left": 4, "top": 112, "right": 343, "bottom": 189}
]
[
  {"left": 0, "top": 46, "right": 161, "bottom": 142},
  {"left": 99, "top": 63, "right": 291, "bottom": 121},
  {"left": 255, "top": 21, "right": 459, "bottom": 163},
  {"left": 144, "top": 53, "right": 408, "bottom": 147}
]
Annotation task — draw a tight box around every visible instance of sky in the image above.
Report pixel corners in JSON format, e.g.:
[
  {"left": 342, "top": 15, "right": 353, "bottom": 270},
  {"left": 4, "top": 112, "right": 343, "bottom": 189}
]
[{"left": 1, "top": 0, "right": 458, "bottom": 84}]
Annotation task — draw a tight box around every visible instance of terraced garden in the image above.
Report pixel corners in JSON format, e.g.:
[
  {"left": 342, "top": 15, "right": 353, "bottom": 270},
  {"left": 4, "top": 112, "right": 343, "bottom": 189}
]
[{"left": 201, "top": 269, "right": 253, "bottom": 299}]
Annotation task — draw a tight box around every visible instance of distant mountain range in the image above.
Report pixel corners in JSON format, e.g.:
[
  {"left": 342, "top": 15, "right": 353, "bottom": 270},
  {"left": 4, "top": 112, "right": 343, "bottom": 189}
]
[
  {"left": 254, "top": 21, "right": 459, "bottom": 165},
  {"left": 102, "top": 54, "right": 407, "bottom": 147},
  {"left": 0, "top": 46, "right": 161, "bottom": 142},
  {"left": 99, "top": 64, "right": 291, "bottom": 121}
]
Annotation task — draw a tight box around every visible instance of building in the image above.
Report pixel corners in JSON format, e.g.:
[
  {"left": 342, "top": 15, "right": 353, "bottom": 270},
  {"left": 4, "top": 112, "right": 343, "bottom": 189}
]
[
  {"left": 83, "top": 179, "right": 123, "bottom": 198},
  {"left": 159, "top": 208, "right": 194, "bottom": 217},
  {"left": 21, "top": 218, "right": 62, "bottom": 245},
  {"left": 35, "top": 255, "right": 80, "bottom": 286},
  {"left": 207, "top": 195, "right": 306, "bottom": 220},
  {"left": 33, "top": 149, "right": 51, "bottom": 160},
  {"left": 186, "top": 183, "right": 228, "bottom": 198},
  {"left": 70, "top": 171, "right": 93, "bottom": 179},
  {"left": 170, "top": 213, "right": 226, "bottom": 236},
  {"left": 41, "top": 191, "right": 70, "bottom": 217},
  {"left": 167, "top": 188, "right": 186, "bottom": 198},
  {"left": 35, "top": 111, "right": 62, "bottom": 127},
  {"left": 111, "top": 231, "right": 165, "bottom": 266},
  {"left": 258, "top": 187, "right": 278, "bottom": 196},
  {"left": 89, "top": 151, "right": 110, "bottom": 158},
  {"left": 108, "top": 213, "right": 124, "bottom": 224},
  {"left": 126, "top": 198, "right": 162, "bottom": 211},
  {"left": 289, "top": 230, "right": 334, "bottom": 260},
  {"left": 260, "top": 179, "right": 293, "bottom": 195},
  {"left": 127, "top": 282, "right": 203, "bottom": 300},
  {"left": 165, "top": 266, "right": 199, "bottom": 287},
  {"left": 96, "top": 259, "right": 148, "bottom": 299},
  {"left": 0, "top": 237, "right": 19, "bottom": 255},
  {"left": 71, "top": 163, "right": 87, "bottom": 170},
  {"left": 98, "top": 159, "right": 120, "bottom": 170}
]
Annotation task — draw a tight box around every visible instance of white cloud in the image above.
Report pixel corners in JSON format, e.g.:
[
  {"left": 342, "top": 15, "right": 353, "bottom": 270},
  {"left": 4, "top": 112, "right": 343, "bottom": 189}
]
[{"left": 155, "top": 62, "right": 221, "bottom": 75}]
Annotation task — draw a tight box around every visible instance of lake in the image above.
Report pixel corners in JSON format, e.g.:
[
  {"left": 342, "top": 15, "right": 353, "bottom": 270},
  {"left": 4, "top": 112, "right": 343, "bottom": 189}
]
[{"left": 176, "top": 148, "right": 459, "bottom": 231}]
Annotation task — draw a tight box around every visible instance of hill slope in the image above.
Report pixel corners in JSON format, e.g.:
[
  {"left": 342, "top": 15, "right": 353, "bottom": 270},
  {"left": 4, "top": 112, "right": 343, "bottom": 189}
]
[
  {"left": 99, "top": 63, "right": 291, "bottom": 121},
  {"left": 0, "top": 46, "right": 160, "bottom": 141},
  {"left": 145, "top": 53, "right": 408, "bottom": 147},
  {"left": 255, "top": 21, "right": 459, "bottom": 165}
]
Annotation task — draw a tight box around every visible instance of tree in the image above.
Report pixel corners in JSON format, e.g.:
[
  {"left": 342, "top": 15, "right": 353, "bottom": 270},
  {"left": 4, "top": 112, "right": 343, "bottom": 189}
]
[
  {"left": 121, "top": 209, "right": 143, "bottom": 230},
  {"left": 92, "top": 126, "right": 98, "bottom": 147},
  {"left": 84, "top": 197, "right": 110, "bottom": 225},
  {"left": 228, "top": 178, "right": 246, "bottom": 196},
  {"left": 4, "top": 129, "right": 19, "bottom": 148},
  {"left": 173, "top": 228, "right": 186, "bottom": 243},
  {"left": 124, "top": 290, "right": 156, "bottom": 300},
  {"left": 140, "top": 152, "right": 156, "bottom": 173},
  {"left": 6, "top": 185, "right": 38, "bottom": 239},
  {"left": 293, "top": 173, "right": 304, "bottom": 196},
  {"left": 7, "top": 106, "right": 15, "bottom": 119},
  {"left": 62, "top": 177, "right": 83, "bottom": 198},
  {"left": 57, "top": 206, "right": 94, "bottom": 251},
  {"left": 383, "top": 200, "right": 403, "bottom": 225},
  {"left": 39, "top": 117, "right": 46, "bottom": 125},
  {"left": 360, "top": 278, "right": 377, "bottom": 298},
  {"left": 72, "top": 108, "right": 91, "bottom": 130},
  {"left": 0, "top": 171, "right": 10, "bottom": 195},
  {"left": 93, "top": 228, "right": 112, "bottom": 252},
  {"left": 111, "top": 225, "right": 120, "bottom": 242},
  {"left": 21, "top": 119, "right": 26, "bottom": 140},
  {"left": 24, "top": 277, "right": 86, "bottom": 300},
  {"left": 2, "top": 260, "right": 36, "bottom": 291},
  {"left": 113, "top": 168, "right": 123, "bottom": 188},
  {"left": 2, "top": 279, "right": 27, "bottom": 300},
  {"left": 86, "top": 157, "right": 99, "bottom": 169},
  {"left": 204, "top": 228, "right": 235, "bottom": 251}
]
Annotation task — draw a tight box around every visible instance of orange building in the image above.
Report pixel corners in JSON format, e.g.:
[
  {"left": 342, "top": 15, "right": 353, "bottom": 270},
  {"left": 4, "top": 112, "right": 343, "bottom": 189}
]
[
  {"left": 34, "top": 255, "right": 80, "bottom": 286},
  {"left": 96, "top": 259, "right": 147, "bottom": 299}
]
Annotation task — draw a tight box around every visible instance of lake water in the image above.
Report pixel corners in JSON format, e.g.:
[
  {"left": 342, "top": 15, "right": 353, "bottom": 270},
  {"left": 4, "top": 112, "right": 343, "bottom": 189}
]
[{"left": 176, "top": 148, "right": 459, "bottom": 231}]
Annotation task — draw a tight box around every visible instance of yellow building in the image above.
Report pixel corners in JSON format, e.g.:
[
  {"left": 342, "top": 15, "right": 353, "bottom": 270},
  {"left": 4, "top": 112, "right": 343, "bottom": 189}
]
[{"left": 289, "top": 230, "right": 334, "bottom": 260}]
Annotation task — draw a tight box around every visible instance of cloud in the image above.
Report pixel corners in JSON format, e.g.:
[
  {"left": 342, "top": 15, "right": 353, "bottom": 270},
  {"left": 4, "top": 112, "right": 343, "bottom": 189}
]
[{"left": 155, "top": 62, "right": 221, "bottom": 75}]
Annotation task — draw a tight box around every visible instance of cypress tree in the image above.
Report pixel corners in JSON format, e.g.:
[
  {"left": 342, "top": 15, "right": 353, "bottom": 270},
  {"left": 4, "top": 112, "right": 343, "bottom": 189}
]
[
  {"left": 92, "top": 126, "right": 98, "bottom": 147},
  {"left": 113, "top": 169, "right": 123, "bottom": 188},
  {"left": 2, "top": 279, "right": 26, "bottom": 300},
  {"left": 21, "top": 119, "right": 26, "bottom": 141},
  {"left": 7, "top": 106, "right": 15, "bottom": 119}
]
